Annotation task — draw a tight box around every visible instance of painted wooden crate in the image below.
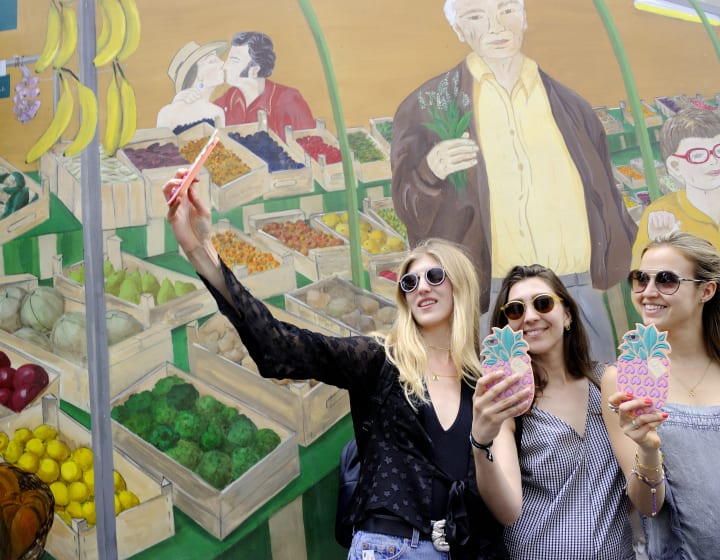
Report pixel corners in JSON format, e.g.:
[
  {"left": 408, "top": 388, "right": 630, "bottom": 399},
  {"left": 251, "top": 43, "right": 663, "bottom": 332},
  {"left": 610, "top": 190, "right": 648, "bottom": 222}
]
[
  {"left": 346, "top": 126, "right": 391, "bottom": 183},
  {"left": 0, "top": 395, "right": 175, "bottom": 560},
  {"left": 362, "top": 196, "right": 408, "bottom": 241},
  {"left": 50, "top": 143, "right": 149, "bottom": 229},
  {"left": 247, "top": 209, "right": 351, "bottom": 282},
  {"left": 284, "top": 276, "right": 398, "bottom": 337},
  {"left": 176, "top": 122, "right": 270, "bottom": 211},
  {"left": 186, "top": 308, "right": 350, "bottom": 447},
  {"left": 109, "top": 363, "right": 300, "bottom": 540},
  {"left": 223, "top": 121, "right": 314, "bottom": 200},
  {"left": 208, "top": 219, "right": 296, "bottom": 299},
  {"left": 285, "top": 118, "right": 346, "bottom": 192},
  {"left": 369, "top": 116, "right": 394, "bottom": 153},
  {"left": 0, "top": 156, "right": 50, "bottom": 245},
  {"left": 366, "top": 253, "right": 405, "bottom": 301},
  {"left": 116, "top": 127, "right": 212, "bottom": 220},
  {"left": 620, "top": 100, "right": 663, "bottom": 128},
  {"left": 52, "top": 235, "right": 217, "bottom": 329},
  {"left": 612, "top": 163, "right": 647, "bottom": 190}
]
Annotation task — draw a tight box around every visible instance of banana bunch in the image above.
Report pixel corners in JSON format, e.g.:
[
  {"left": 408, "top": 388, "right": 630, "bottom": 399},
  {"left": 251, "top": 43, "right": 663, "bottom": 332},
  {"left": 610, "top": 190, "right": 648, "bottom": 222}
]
[
  {"left": 103, "top": 62, "right": 137, "bottom": 156},
  {"left": 35, "top": 0, "right": 78, "bottom": 74},
  {"left": 94, "top": 0, "right": 141, "bottom": 67},
  {"left": 25, "top": 69, "right": 99, "bottom": 163}
]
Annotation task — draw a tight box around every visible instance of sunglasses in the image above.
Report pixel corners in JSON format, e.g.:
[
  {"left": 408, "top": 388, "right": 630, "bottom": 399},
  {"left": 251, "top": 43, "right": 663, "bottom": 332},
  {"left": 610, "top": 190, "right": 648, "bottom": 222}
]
[
  {"left": 627, "top": 269, "right": 704, "bottom": 295},
  {"left": 672, "top": 143, "right": 720, "bottom": 164},
  {"left": 399, "top": 266, "right": 447, "bottom": 293},
  {"left": 501, "top": 293, "right": 563, "bottom": 321}
]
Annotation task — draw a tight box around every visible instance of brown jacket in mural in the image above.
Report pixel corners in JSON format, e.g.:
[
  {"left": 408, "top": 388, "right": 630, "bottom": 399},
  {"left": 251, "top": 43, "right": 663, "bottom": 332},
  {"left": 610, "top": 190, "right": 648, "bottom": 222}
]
[{"left": 391, "top": 60, "right": 638, "bottom": 312}]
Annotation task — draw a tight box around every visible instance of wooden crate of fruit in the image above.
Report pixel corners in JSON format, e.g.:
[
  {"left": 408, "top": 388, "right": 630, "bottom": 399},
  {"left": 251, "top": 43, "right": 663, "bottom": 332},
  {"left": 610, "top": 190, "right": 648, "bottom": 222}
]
[
  {"left": 109, "top": 362, "right": 300, "bottom": 540},
  {"left": 284, "top": 276, "right": 397, "bottom": 338},
  {"left": 285, "top": 118, "right": 346, "bottom": 192},
  {"left": 52, "top": 235, "right": 216, "bottom": 330},
  {"left": 0, "top": 156, "right": 50, "bottom": 245},
  {"left": 208, "top": 219, "right": 295, "bottom": 299},
  {"left": 309, "top": 211, "right": 408, "bottom": 263},
  {"left": 186, "top": 309, "right": 350, "bottom": 447},
  {"left": 619, "top": 100, "right": 663, "bottom": 128},
  {"left": 362, "top": 197, "right": 408, "bottom": 241},
  {"left": 366, "top": 254, "right": 405, "bottom": 301},
  {"left": 0, "top": 339, "right": 60, "bottom": 418},
  {"left": 247, "top": 209, "right": 352, "bottom": 282},
  {"left": 223, "top": 120, "right": 314, "bottom": 200},
  {"left": 116, "top": 127, "right": 212, "bottom": 220},
  {"left": 369, "top": 116, "right": 394, "bottom": 153},
  {"left": 50, "top": 143, "right": 149, "bottom": 229},
  {"left": 346, "top": 126, "right": 391, "bottom": 184},
  {"left": 654, "top": 96, "right": 683, "bottom": 119},
  {"left": 176, "top": 122, "right": 270, "bottom": 211},
  {"left": 0, "top": 395, "right": 175, "bottom": 560},
  {"left": 592, "top": 106, "right": 625, "bottom": 136},
  {"left": 612, "top": 163, "right": 647, "bottom": 190}
]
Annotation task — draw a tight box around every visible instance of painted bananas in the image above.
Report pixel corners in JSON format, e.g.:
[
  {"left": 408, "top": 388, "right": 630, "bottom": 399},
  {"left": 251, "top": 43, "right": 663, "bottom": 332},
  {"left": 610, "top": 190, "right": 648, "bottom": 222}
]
[
  {"left": 64, "top": 72, "right": 99, "bottom": 157},
  {"left": 35, "top": 1, "right": 62, "bottom": 73},
  {"left": 26, "top": 71, "right": 74, "bottom": 164},
  {"left": 93, "top": 0, "right": 127, "bottom": 67},
  {"left": 53, "top": 3, "right": 78, "bottom": 69},
  {"left": 103, "top": 64, "right": 123, "bottom": 156},
  {"left": 117, "top": 0, "right": 141, "bottom": 62},
  {"left": 96, "top": 0, "right": 112, "bottom": 55},
  {"left": 117, "top": 65, "right": 137, "bottom": 147}
]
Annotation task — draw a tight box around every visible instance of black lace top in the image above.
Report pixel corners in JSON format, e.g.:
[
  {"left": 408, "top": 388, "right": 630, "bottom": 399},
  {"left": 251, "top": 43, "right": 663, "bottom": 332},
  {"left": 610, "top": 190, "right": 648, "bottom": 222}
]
[{"left": 201, "top": 263, "right": 507, "bottom": 559}]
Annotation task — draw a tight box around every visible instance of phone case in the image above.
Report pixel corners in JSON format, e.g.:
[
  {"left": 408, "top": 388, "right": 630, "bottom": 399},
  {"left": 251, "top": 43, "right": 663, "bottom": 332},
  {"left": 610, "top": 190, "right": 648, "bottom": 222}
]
[
  {"left": 616, "top": 323, "right": 671, "bottom": 415},
  {"left": 166, "top": 129, "right": 220, "bottom": 206},
  {"left": 480, "top": 325, "right": 534, "bottom": 416}
]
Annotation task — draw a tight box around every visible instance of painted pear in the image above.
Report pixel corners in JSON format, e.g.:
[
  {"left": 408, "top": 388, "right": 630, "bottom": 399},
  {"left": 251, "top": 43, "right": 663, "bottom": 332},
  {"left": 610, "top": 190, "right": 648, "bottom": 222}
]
[
  {"left": 68, "top": 264, "right": 85, "bottom": 285},
  {"left": 141, "top": 272, "right": 161, "bottom": 299},
  {"left": 105, "top": 270, "right": 126, "bottom": 297},
  {"left": 118, "top": 277, "right": 141, "bottom": 304},
  {"left": 174, "top": 280, "right": 197, "bottom": 297},
  {"left": 156, "top": 279, "right": 177, "bottom": 305},
  {"left": 103, "top": 259, "right": 114, "bottom": 278},
  {"left": 127, "top": 269, "right": 142, "bottom": 292}
]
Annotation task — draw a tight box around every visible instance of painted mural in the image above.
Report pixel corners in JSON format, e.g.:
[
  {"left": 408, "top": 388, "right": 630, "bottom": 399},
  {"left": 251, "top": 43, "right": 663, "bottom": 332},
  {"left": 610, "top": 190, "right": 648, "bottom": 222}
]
[{"left": 0, "top": 0, "right": 719, "bottom": 559}]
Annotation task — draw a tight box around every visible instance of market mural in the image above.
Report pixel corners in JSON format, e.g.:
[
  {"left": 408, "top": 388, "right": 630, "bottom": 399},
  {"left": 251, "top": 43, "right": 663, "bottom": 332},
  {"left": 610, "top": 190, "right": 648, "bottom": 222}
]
[{"left": 0, "top": 0, "right": 718, "bottom": 559}]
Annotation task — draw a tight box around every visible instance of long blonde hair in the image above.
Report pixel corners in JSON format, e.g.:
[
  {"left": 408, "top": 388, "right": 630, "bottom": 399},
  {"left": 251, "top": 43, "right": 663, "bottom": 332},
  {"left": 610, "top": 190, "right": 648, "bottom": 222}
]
[{"left": 383, "top": 238, "right": 483, "bottom": 403}]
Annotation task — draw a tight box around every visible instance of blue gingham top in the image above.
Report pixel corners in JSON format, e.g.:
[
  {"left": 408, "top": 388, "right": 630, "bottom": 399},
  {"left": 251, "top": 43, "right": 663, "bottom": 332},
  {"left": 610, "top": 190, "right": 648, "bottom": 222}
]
[{"left": 504, "top": 369, "right": 634, "bottom": 559}]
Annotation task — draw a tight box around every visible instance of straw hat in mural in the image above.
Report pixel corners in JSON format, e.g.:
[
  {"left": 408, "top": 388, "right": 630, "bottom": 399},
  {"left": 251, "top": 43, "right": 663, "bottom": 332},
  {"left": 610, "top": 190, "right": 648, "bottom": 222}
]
[{"left": 168, "top": 40, "right": 229, "bottom": 93}]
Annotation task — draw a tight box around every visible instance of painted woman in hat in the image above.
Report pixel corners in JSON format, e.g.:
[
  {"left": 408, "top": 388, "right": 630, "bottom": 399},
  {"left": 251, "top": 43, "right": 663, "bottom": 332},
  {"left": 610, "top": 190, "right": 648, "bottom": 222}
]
[{"left": 156, "top": 40, "right": 228, "bottom": 133}]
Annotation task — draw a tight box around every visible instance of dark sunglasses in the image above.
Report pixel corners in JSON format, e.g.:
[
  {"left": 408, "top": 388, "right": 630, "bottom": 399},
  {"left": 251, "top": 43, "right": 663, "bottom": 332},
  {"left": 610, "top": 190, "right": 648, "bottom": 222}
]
[
  {"left": 501, "top": 293, "right": 563, "bottom": 321},
  {"left": 399, "top": 266, "right": 447, "bottom": 293},
  {"left": 627, "top": 269, "right": 704, "bottom": 295}
]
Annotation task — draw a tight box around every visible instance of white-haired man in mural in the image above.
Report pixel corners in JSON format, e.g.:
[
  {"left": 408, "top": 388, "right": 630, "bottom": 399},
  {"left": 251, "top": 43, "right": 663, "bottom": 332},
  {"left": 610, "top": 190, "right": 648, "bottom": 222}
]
[{"left": 391, "top": 0, "right": 637, "bottom": 362}]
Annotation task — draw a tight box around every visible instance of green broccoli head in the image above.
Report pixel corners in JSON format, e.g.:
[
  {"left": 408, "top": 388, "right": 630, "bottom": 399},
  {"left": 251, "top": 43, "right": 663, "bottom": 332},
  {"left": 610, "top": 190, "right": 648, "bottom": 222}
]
[
  {"left": 110, "top": 403, "right": 128, "bottom": 423},
  {"left": 152, "top": 374, "right": 187, "bottom": 397},
  {"left": 254, "top": 428, "right": 281, "bottom": 458},
  {"left": 148, "top": 424, "right": 180, "bottom": 451},
  {"left": 194, "top": 394, "right": 223, "bottom": 417},
  {"left": 125, "top": 390, "right": 153, "bottom": 413},
  {"left": 216, "top": 405, "right": 240, "bottom": 432},
  {"left": 166, "top": 438, "right": 202, "bottom": 470},
  {"left": 174, "top": 410, "right": 208, "bottom": 441},
  {"left": 166, "top": 382, "right": 200, "bottom": 411},
  {"left": 196, "top": 450, "right": 233, "bottom": 489},
  {"left": 226, "top": 414, "right": 258, "bottom": 448},
  {"left": 200, "top": 422, "right": 225, "bottom": 452},
  {"left": 151, "top": 396, "right": 178, "bottom": 426},
  {"left": 124, "top": 411, "right": 154, "bottom": 440},
  {"left": 231, "top": 446, "right": 261, "bottom": 479}
]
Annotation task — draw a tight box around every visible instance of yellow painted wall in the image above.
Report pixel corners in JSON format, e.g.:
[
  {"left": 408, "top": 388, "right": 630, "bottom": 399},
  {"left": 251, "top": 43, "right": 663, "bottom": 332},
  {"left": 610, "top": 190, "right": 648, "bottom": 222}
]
[{"left": 1, "top": 0, "right": 719, "bottom": 170}]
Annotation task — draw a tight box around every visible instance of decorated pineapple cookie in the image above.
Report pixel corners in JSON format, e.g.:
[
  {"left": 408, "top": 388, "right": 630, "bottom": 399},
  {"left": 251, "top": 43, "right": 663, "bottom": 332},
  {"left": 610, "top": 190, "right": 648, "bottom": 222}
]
[
  {"left": 616, "top": 323, "right": 671, "bottom": 416},
  {"left": 480, "top": 326, "right": 534, "bottom": 416}
]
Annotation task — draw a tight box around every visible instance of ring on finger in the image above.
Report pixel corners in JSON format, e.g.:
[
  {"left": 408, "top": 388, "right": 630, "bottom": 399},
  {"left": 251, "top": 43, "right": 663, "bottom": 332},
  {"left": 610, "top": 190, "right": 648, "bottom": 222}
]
[
  {"left": 631, "top": 419, "right": 638, "bottom": 428},
  {"left": 607, "top": 403, "right": 620, "bottom": 413}
]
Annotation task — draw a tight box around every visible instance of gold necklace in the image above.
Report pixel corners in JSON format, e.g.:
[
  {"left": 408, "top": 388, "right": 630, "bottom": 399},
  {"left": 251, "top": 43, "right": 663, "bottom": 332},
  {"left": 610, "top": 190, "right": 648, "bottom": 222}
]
[
  {"left": 428, "top": 345, "right": 450, "bottom": 351},
  {"left": 671, "top": 358, "right": 713, "bottom": 398},
  {"left": 429, "top": 372, "right": 458, "bottom": 381}
]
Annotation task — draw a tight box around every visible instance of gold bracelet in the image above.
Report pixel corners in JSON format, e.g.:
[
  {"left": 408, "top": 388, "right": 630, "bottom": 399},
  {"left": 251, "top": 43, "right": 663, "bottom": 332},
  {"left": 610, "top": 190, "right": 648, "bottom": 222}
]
[
  {"left": 633, "top": 450, "right": 664, "bottom": 473},
  {"left": 630, "top": 468, "right": 665, "bottom": 517}
]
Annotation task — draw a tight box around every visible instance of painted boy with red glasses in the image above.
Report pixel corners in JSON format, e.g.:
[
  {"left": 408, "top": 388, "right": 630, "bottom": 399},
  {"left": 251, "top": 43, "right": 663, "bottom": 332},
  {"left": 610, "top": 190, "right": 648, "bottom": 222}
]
[{"left": 632, "top": 107, "right": 720, "bottom": 266}]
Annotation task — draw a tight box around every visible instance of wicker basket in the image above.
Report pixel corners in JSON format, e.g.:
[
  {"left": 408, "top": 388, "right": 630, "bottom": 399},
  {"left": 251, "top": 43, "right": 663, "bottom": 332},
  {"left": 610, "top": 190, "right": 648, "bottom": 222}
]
[{"left": 0, "top": 462, "right": 55, "bottom": 560}]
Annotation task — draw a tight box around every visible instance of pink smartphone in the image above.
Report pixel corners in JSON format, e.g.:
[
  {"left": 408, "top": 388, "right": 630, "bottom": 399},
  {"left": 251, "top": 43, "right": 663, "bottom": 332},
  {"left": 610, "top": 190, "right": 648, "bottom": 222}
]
[
  {"left": 480, "top": 326, "right": 534, "bottom": 416},
  {"left": 616, "top": 323, "right": 671, "bottom": 415},
  {"left": 166, "top": 129, "right": 220, "bottom": 206}
]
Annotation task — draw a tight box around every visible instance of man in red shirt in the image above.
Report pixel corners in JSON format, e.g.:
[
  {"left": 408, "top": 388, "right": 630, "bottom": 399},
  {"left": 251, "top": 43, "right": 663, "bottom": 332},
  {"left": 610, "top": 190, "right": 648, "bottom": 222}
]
[{"left": 213, "top": 32, "right": 315, "bottom": 141}]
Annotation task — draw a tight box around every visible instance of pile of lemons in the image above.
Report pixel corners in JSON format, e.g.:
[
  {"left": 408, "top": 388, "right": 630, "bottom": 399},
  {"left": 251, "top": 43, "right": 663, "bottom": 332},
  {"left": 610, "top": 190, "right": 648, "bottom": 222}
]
[
  {"left": 0, "top": 424, "right": 140, "bottom": 526},
  {"left": 320, "top": 212, "right": 406, "bottom": 255}
]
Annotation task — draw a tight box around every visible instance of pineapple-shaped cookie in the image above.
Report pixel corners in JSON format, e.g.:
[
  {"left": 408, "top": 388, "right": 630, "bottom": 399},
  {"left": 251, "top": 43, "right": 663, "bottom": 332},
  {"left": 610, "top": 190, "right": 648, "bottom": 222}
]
[
  {"left": 616, "top": 323, "right": 671, "bottom": 416},
  {"left": 480, "top": 326, "right": 534, "bottom": 416}
]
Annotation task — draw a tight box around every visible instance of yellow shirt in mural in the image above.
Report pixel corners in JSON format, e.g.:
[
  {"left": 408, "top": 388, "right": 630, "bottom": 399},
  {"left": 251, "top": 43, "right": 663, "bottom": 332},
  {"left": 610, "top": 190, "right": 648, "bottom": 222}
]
[
  {"left": 632, "top": 190, "right": 720, "bottom": 267},
  {"left": 466, "top": 53, "right": 592, "bottom": 278}
]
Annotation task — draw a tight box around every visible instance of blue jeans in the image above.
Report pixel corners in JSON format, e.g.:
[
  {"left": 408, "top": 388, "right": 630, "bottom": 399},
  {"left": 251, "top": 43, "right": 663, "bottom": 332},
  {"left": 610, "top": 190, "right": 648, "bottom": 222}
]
[{"left": 349, "top": 530, "right": 449, "bottom": 560}]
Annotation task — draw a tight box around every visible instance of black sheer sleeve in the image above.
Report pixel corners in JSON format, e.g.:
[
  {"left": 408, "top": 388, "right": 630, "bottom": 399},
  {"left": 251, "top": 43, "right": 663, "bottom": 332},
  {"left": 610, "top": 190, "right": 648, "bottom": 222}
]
[{"left": 198, "top": 262, "right": 387, "bottom": 393}]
